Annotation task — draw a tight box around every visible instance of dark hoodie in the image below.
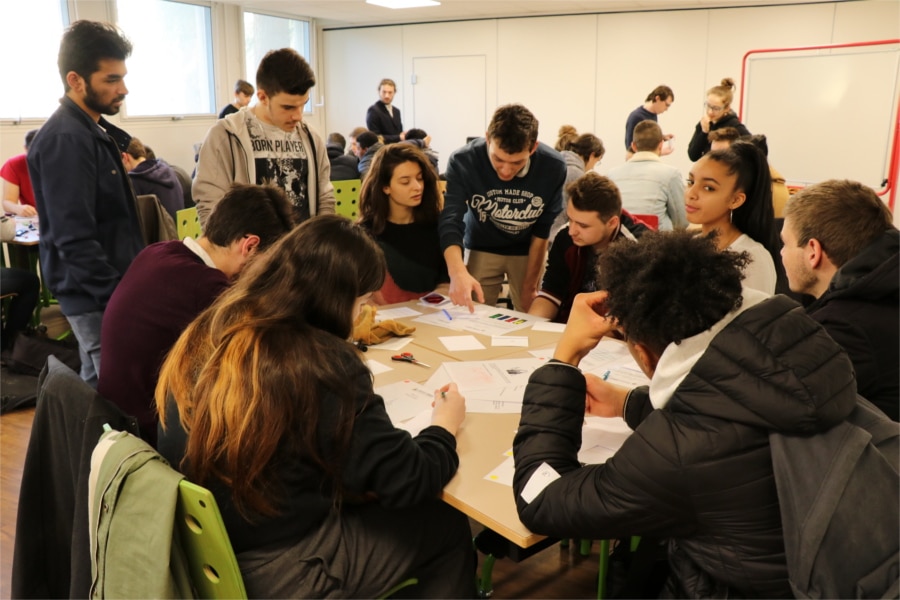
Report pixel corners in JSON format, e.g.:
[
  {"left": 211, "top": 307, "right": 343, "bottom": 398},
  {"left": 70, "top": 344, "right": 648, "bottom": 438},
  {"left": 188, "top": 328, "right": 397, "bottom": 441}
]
[
  {"left": 128, "top": 159, "right": 185, "bottom": 220},
  {"left": 806, "top": 228, "right": 899, "bottom": 420},
  {"left": 326, "top": 143, "right": 360, "bottom": 181}
]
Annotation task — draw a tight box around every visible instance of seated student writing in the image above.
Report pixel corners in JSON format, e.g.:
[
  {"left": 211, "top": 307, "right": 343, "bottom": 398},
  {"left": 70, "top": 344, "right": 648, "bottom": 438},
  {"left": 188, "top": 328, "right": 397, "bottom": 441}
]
[
  {"left": 358, "top": 144, "right": 450, "bottom": 304},
  {"left": 514, "top": 230, "right": 859, "bottom": 598},
  {"left": 155, "top": 215, "right": 475, "bottom": 598},
  {"left": 685, "top": 141, "right": 780, "bottom": 294},
  {"left": 528, "top": 172, "right": 636, "bottom": 323}
]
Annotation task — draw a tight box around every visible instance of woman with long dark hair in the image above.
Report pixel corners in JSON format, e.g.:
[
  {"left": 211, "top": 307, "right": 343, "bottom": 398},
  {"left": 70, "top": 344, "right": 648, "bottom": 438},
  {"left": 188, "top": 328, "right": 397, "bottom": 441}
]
[
  {"left": 685, "top": 141, "right": 779, "bottom": 293},
  {"left": 358, "top": 143, "right": 449, "bottom": 303},
  {"left": 156, "top": 215, "right": 474, "bottom": 598}
]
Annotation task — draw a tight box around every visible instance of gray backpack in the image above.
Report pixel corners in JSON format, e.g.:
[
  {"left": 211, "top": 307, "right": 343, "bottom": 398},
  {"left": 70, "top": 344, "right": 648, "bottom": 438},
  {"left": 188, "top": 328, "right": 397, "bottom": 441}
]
[{"left": 770, "top": 398, "right": 899, "bottom": 599}]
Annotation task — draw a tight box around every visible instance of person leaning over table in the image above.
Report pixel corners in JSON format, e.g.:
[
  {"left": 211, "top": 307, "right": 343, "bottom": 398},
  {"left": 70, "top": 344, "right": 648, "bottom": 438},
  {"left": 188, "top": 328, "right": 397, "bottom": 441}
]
[
  {"left": 156, "top": 215, "right": 475, "bottom": 598},
  {"left": 513, "top": 229, "right": 858, "bottom": 598}
]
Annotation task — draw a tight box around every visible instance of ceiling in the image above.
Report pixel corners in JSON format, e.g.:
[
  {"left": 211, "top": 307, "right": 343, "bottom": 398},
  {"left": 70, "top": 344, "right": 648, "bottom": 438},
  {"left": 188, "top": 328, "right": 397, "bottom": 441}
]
[
  {"left": 232, "top": 0, "right": 838, "bottom": 28},
  {"left": 234, "top": 0, "right": 840, "bottom": 28}
]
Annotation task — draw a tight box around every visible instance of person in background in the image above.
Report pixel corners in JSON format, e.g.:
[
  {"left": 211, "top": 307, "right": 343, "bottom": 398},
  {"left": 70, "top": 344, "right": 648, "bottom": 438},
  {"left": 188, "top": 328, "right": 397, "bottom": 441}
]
[
  {"left": 156, "top": 215, "right": 475, "bottom": 598},
  {"left": 781, "top": 179, "right": 899, "bottom": 421},
  {"left": 1, "top": 129, "right": 39, "bottom": 217},
  {"left": 688, "top": 78, "right": 750, "bottom": 161},
  {"left": 121, "top": 137, "right": 184, "bottom": 220},
  {"left": 624, "top": 85, "right": 675, "bottom": 158},
  {"left": 194, "top": 48, "right": 334, "bottom": 227},
  {"left": 347, "top": 126, "right": 368, "bottom": 159},
  {"left": 355, "top": 131, "right": 383, "bottom": 181},
  {"left": 27, "top": 20, "right": 145, "bottom": 387},
  {"left": 218, "top": 79, "right": 254, "bottom": 119},
  {"left": 366, "top": 78, "right": 406, "bottom": 143},
  {"left": 513, "top": 230, "right": 858, "bottom": 598},
  {"left": 403, "top": 128, "right": 440, "bottom": 174},
  {"left": 326, "top": 132, "right": 360, "bottom": 181},
  {"left": 551, "top": 125, "right": 605, "bottom": 240},
  {"left": 708, "top": 128, "right": 790, "bottom": 219},
  {"left": 358, "top": 144, "right": 449, "bottom": 304},
  {"left": 439, "top": 104, "right": 566, "bottom": 312},
  {"left": 608, "top": 120, "right": 686, "bottom": 231},
  {"left": 528, "top": 172, "right": 635, "bottom": 323},
  {"left": 99, "top": 184, "right": 294, "bottom": 447},
  {"left": 685, "top": 141, "right": 779, "bottom": 293}
]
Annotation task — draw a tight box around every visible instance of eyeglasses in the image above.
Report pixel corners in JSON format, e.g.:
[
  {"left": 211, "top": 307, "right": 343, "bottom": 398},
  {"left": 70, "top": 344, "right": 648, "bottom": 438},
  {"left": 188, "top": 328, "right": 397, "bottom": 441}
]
[{"left": 704, "top": 102, "right": 725, "bottom": 113}]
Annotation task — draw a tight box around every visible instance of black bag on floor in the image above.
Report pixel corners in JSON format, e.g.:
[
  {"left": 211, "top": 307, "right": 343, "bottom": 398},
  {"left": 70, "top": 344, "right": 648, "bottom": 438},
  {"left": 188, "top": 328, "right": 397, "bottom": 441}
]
[{"left": 6, "top": 332, "right": 81, "bottom": 377}]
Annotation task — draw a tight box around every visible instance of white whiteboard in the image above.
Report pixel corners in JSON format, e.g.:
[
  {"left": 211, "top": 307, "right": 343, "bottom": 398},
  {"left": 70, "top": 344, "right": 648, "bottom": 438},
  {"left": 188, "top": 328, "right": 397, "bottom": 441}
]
[{"left": 743, "top": 46, "right": 900, "bottom": 190}]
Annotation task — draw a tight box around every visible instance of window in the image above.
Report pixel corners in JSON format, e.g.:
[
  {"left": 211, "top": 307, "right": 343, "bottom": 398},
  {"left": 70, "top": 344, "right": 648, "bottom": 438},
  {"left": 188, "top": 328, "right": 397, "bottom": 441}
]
[
  {"left": 0, "top": 0, "right": 69, "bottom": 120},
  {"left": 115, "top": 0, "right": 214, "bottom": 117},
  {"left": 243, "top": 11, "right": 312, "bottom": 111}
]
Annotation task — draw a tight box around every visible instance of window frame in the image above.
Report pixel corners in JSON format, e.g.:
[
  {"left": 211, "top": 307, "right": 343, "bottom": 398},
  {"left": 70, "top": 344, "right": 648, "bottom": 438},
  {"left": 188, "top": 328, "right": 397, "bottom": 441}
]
[{"left": 239, "top": 7, "right": 316, "bottom": 115}]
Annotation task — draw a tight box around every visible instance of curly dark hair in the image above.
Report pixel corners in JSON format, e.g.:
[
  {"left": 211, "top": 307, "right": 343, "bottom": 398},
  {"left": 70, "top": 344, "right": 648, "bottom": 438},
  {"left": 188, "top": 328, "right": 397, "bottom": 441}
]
[{"left": 598, "top": 230, "right": 748, "bottom": 355}]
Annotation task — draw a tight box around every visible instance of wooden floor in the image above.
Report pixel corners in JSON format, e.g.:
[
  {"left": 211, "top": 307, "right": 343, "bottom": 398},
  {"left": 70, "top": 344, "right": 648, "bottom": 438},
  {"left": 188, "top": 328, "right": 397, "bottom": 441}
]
[{"left": 0, "top": 407, "right": 601, "bottom": 600}]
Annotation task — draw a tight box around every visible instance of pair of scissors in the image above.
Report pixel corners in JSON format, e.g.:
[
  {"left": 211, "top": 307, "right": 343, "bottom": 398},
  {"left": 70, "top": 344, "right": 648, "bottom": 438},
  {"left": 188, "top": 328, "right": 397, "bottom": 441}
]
[{"left": 391, "top": 352, "right": 432, "bottom": 368}]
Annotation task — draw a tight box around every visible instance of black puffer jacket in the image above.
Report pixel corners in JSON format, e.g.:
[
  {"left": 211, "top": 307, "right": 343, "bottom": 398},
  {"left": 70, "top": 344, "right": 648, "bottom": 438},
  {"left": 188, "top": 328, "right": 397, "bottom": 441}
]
[
  {"left": 513, "top": 294, "right": 857, "bottom": 598},
  {"left": 806, "top": 228, "right": 899, "bottom": 421}
]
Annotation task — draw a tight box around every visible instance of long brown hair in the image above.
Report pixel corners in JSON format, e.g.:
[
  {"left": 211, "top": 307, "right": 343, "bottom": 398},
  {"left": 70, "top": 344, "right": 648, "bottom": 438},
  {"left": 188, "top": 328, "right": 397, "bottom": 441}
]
[
  {"left": 155, "top": 215, "right": 386, "bottom": 518},
  {"left": 357, "top": 143, "right": 441, "bottom": 235}
]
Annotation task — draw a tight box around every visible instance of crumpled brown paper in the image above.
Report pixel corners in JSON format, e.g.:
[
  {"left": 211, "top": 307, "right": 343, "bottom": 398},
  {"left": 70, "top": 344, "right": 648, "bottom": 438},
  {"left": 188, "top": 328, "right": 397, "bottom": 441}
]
[{"left": 353, "top": 304, "right": 416, "bottom": 346}]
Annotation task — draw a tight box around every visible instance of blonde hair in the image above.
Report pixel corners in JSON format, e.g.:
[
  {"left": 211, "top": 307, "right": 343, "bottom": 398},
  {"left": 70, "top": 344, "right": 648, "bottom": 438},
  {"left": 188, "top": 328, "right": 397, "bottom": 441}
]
[{"left": 708, "top": 77, "right": 737, "bottom": 107}]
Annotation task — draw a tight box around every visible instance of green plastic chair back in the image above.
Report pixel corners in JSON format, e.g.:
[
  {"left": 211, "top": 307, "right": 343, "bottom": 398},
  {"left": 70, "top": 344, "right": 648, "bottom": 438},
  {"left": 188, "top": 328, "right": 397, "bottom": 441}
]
[
  {"left": 332, "top": 179, "right": 362, "bottom": 220},
  {"left": 176, "top": 480, "right": 248, "bottom": 599},
  {"left": 176, "top": 206, "right": 202, "bottom": 240}
]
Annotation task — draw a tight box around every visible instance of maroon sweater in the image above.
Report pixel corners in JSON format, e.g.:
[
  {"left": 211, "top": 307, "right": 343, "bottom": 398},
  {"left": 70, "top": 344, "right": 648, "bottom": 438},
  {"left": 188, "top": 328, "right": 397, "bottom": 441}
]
[{"left": 98, "top": 241, "right": 229, "bottom": 446}]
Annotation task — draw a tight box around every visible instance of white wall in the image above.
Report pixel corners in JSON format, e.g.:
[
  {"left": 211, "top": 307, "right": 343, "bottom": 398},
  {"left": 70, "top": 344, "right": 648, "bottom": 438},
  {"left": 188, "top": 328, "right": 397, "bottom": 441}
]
[{"left": 320, "top": 0, "right": 899, "bottom": 189}]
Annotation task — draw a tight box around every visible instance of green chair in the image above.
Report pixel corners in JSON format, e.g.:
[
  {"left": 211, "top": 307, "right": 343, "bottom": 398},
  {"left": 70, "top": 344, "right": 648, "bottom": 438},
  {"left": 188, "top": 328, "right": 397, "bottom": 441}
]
[
  {"left": 176, "top": 206, "right": 202, "bottom": 240},
  {"left": 176, "top": 480, "right": 248, "bottom": 599},
  {"left": 332, "top": 179, "right": 362, "bottom": 220}
]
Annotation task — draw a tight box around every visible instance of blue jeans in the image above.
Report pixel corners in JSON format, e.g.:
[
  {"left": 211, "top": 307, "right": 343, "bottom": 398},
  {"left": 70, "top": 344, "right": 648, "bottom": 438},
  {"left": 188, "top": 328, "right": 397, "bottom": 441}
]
[{"left": 66, "top": 310, "right": 103, "bottom": 388}]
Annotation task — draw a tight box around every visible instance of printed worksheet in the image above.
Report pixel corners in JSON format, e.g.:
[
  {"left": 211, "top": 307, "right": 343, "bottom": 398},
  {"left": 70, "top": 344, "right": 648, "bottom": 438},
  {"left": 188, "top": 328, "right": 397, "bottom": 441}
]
[{"left": 374, "top": 379, "right": 435, "bottom": 424}]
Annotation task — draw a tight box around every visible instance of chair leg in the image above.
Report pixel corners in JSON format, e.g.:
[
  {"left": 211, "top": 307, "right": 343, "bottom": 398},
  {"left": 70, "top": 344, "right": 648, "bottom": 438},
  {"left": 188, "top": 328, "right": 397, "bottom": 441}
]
[
  {"left": 580, "top": 539, "right": 592, "bottom": 556},
  {"left": 478, "top": 554, "right": 495, "bottom": 598},
  {"left": 597, "top": 539, "right": 611, "bottom": 600}
]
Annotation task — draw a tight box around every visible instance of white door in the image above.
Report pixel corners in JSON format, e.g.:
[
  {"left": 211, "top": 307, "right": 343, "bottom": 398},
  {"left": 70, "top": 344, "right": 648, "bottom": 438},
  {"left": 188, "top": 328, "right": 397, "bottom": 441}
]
[{"left": 412, "top": 55, "right": 487, "bottom": 174}]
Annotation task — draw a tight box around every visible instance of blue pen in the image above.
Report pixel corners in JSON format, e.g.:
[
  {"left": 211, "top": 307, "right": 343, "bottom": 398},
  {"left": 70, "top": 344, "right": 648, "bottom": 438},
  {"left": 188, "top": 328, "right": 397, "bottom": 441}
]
[
  {"left": 601, "top": 370, "right": 610, "bottom": 381},
  {"left": 442, "top": 308, "right": 453, "bottom": 321}
]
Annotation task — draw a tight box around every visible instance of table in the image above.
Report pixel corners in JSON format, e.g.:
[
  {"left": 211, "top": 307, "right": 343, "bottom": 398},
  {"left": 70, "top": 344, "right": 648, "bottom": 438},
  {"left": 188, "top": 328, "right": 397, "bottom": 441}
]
[{"left": 369, "top": 300, "right": 560, "bottom": 548}]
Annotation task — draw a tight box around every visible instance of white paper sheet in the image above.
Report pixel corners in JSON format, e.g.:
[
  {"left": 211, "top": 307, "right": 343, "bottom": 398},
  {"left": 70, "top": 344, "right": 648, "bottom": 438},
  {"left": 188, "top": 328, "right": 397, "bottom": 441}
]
[
  {"left": 374, "top": 380, "right": 436, "bottom": 424},
  {"left": 438, "top": 335, "right": 486, "bottom": 351},
  {"left": 366, "top": 359, "right": 392, "bottom": 375},
  {"left": 484, "top": 455, "right": 516, "bottom": 487},
  {"left": 491, "top": 335, "right": 529, "bottom": 347},
  {"left": 366, "top": 336, "right": 414, "bottom": 352},
  {"left": 414, "top": 304, "right": 535, "bottom": 336},
  {"left": 374, "top": 306, "right": 423, "bottom": 321}
]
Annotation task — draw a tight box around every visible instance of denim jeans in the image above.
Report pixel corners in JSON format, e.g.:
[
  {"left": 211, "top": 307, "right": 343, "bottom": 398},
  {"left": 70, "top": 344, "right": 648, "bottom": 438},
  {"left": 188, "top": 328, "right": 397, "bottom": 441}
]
[{"left": 66, "top": 310, "right": 103, "bottom": 388}]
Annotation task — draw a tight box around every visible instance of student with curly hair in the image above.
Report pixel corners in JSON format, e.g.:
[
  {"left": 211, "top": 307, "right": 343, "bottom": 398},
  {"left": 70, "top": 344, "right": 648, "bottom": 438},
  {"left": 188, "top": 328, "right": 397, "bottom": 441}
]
[
  {"left": 685, "top": 140, "right": 779, "bottom": 293},
  {"left": 156, "top": 215, "right": 474, "bottom": 598},
  {"left": 513, "top": 230, "right": 858, "bottom": 597},
  {"left": 358, "top": 144, "right": 449, "bottom": 303}
]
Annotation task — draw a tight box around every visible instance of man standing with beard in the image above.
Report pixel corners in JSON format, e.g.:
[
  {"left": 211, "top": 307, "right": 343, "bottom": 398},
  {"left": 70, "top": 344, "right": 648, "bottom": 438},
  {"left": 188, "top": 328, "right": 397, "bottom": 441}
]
[{"left": 28, "top": 20, "right": 144, "bottom": 387}]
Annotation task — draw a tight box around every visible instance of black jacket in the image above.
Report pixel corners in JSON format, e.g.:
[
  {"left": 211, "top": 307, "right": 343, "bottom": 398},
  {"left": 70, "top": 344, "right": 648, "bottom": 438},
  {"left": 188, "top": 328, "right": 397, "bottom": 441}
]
[
  {"left": 158, "top": 347, "right": 458, "bottom": 554},
  {"left": 513, "top": 294, "right": 857, "bottom": 598},
  {"left": 12, "top": 357, "right": 138, "bottom": 599},
  {"left": 366, "top": 100, "right": 403, "bottom": 143},
  {"left": 806, "top": 228, "right": 899, "bottom": 420},
  {"left": 327, "top": 142, "right": 360, "bottom": 181},
  {"left": 687, "top": 112, "right": 751, "bottom": 161}
]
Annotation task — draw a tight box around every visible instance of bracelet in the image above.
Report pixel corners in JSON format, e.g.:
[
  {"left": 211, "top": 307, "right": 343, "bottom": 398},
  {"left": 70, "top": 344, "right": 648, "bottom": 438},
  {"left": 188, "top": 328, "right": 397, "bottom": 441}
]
[{"left": 622, "top": 388, "right": 633, "bottom": 420}]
